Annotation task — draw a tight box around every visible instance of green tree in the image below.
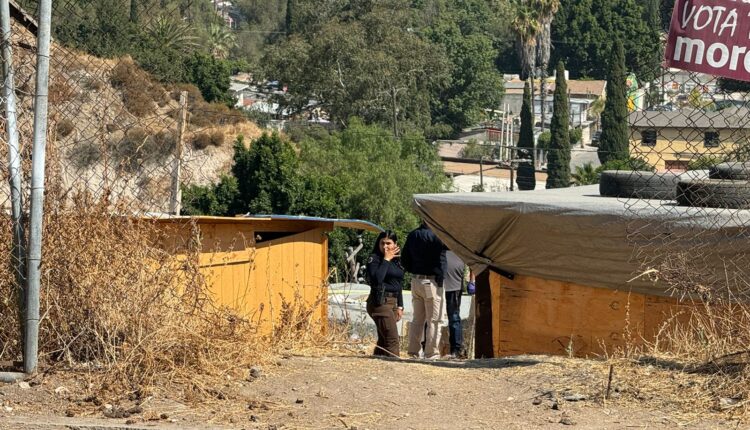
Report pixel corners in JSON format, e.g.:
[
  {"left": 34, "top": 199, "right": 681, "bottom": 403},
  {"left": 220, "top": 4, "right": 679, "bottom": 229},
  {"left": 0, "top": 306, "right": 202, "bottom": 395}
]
[
  {"left": 598, "top": 40, "right": 630, "bottom": 164},
  {"left": 182, "top": 175, "right": 239, "bottom": 216},
  {"left": 263, "top": 2, "right": 449, "bottom": 132},
  {"left": 551, "top": 0, "right": 662, "bottom": 83},
  {"left": 546, "top": 61, "right": 570, "bottom": 189},
  {"left": 184, "top": 53, "right": 233, "bottom": 105},
  {"left": 286, "top": 0, "right": 297, "bottom": 33},
  {"left": 231, "top": 134, "right": 301, "bottom": 214},
  {"left": 425, "top": 0, "right": 505, "bottom": 134},
  {"left": 516, "top": 81, "right": 536, "bottom": 191}
]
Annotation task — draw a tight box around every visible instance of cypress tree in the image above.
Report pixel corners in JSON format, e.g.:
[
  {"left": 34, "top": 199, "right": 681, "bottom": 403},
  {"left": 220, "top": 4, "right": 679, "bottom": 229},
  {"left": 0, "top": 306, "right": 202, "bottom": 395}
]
[
  {"left": 286, "top": 0, "right": 297, "bottom": 34},
  {"left": 598, "top": 40, "right": 630, "bottom": 164},
  {"left": 516, "top": 80, "right": 536, "bottom": 191},
  {"left": 546, "top": 61, "right": 571, "bottom": 189}
]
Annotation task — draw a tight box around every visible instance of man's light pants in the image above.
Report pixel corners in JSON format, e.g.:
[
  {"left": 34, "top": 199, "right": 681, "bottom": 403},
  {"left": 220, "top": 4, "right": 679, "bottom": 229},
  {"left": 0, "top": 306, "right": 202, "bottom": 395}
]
[{"left": 407, "top": 276, "right": 443, "bottom": 358}]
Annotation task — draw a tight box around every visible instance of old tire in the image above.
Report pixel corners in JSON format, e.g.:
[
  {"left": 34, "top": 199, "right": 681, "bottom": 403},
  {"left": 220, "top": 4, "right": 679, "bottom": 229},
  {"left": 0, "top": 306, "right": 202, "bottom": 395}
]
[
  {"left": 709, "top": 162, "right": 750, "bottom": 180},
  {"left": 676, "top": 180, "right": 750, "bottom": 209},
  {"left": 599, "top": 171, "right": 680, "bottom": 200}
]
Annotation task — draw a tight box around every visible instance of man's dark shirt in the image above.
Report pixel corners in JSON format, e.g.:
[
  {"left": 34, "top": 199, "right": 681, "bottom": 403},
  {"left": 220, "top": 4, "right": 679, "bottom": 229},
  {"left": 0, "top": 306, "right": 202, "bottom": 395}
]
[
  {"left": 366, "top": 253, "right": 404, "bottom": 308},
  {"left": 401, "top": 225, "right": 447, "bottom": 283}
]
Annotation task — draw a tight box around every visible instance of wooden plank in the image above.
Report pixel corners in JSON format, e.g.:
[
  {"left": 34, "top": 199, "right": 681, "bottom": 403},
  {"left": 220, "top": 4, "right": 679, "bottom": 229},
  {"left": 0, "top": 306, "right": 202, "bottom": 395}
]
[{"left": 490, "top": 272, "right": 647, "bottom": 358}]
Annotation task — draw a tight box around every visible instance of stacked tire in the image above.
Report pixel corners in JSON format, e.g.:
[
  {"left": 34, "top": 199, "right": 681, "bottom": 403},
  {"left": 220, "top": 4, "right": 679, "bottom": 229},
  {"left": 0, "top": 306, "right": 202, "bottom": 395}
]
[
  {"left": 676, "top": 162, "right": 750, "bottom": 209},
  {"left": 599, "top": 171, "right": 681, "bottom": 200},
  {"left": 598, "top": 163, "right": 750, "bottom": 209}
]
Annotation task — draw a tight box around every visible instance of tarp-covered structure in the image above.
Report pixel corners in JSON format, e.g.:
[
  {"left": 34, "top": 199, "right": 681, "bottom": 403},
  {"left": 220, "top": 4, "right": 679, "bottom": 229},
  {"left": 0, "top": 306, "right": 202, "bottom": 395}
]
[{"left": 413, "top": 185, "right": 750, "bottom": 297}]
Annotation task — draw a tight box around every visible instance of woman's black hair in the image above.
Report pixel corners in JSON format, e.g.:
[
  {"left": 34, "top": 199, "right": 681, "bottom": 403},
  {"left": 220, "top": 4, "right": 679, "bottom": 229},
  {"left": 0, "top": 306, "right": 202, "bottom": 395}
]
[{"left": 371, "top": 230, "right": 398, "bottom": 256}]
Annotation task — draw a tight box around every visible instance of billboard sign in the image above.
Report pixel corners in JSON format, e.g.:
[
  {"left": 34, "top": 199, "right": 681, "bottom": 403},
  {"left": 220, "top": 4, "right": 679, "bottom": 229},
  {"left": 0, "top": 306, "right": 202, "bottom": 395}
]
[{"left": 665, "top": 0, "right": 750, "bottom": 82}]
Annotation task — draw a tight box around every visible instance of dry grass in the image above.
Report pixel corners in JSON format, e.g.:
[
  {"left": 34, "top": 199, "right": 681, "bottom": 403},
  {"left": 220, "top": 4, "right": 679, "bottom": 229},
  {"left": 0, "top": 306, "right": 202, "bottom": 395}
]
[
  {"left": 0, "top": 188, "right": 336, "bottom": 403},
  {"left": 603, "top": 263, "right": 750, "bottom": 420}
]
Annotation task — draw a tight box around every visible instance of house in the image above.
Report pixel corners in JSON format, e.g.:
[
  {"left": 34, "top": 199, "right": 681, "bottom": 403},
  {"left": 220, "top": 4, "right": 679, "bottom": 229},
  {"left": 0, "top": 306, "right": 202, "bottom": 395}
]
[
  {"left": 502, "top": 76, "right": 605, "bottom": 145},
  {"left": 412, "top": 187, "right": 747, "bottom": 358},
  {"left": 629, "top": 108, "right": 750, "bottom": 171},
  {"left": 153, "top": 215, "right": 381, "bottom": 335}
]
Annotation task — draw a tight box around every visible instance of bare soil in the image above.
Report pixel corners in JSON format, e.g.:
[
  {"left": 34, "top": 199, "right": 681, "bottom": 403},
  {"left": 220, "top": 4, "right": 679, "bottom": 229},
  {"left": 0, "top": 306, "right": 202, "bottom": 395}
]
[{"left": 0, "top": 353, "right": 740, "bottom": 429}]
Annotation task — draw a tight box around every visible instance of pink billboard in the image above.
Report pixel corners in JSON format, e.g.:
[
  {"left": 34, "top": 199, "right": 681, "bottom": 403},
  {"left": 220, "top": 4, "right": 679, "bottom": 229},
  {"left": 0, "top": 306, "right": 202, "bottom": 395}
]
[{"left": 665, "top": 0, "right": 750, "bottom": 82}]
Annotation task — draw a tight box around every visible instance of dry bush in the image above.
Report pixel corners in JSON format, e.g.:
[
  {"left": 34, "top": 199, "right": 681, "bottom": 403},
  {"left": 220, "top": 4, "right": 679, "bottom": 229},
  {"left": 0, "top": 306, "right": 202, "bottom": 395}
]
[
  {"left": 110, "top": 127, "right": 174, "bottom": 172},
  {"left": 84, "top": 77, "right": 105, "bottom": 91},
  {"left": 49, "top": 80, "right": 76, "bottom": 105},
  {"left": 0, "top": 192, "right": 332, "bottom": 399},
  {"left": 210, "top": 130, "right": 225, "bottom": 147},
  {"left": 191, "top": 103, "right": 245, "bottom": 128},
  {"left": 68, "top": 140, "right": 102, "bottom": 169},
  {"left": 56, "top": 119, "right": 75, "bottom": 138},
  {"left": 192, "top": 132, "right": 211, "bottom": 150},
  {"left": 110, "top": 57, "right": 165, "bottom": 118}
]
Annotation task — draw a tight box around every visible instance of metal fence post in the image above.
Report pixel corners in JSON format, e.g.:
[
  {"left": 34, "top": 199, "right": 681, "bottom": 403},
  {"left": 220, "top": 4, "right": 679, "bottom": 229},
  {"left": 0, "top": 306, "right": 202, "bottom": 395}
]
[
  {"left": 24, "top": 0, "right": 53, "bottom": 374},
  {"left": 1, "top": 0, "right": 26, "bottom": 338}
]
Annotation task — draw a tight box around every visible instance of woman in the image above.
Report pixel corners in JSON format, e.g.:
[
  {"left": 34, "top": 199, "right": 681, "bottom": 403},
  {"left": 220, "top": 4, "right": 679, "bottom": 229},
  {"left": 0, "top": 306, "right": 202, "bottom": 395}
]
[{"left": 365, "top": 230, "right": 404, "bottom": 357}]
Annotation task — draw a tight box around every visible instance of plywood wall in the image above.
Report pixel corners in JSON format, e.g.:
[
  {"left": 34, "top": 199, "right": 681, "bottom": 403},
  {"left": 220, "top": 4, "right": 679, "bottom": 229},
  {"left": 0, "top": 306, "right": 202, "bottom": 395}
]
[
  {"left": 161, "top": 222, "right": 329, "bottom": 336},
  {"left": 487, "top": 271, "right": 693, "bottom": 358}
]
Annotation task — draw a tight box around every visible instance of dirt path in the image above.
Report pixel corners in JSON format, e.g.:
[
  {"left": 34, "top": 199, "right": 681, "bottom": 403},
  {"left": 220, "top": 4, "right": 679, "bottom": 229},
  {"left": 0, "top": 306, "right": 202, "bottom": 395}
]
[{"left": 0, "top": 354, "right": 739, "bottom": 429}]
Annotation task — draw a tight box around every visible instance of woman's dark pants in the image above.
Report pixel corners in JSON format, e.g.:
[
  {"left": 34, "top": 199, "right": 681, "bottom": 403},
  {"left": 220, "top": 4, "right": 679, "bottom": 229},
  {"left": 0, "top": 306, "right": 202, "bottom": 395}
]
[{"left": 366, "top": 296, "right": 400, "bottom": 357}]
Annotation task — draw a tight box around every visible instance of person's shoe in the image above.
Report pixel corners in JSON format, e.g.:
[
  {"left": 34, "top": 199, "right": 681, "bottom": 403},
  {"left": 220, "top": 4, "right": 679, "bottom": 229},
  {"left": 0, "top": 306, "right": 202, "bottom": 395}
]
[
  {"left": 425, "top": 354, "right": 441, "bottom": 360},
  {"left": 407, "top": 353, "right": 421, "bottom": 359}
]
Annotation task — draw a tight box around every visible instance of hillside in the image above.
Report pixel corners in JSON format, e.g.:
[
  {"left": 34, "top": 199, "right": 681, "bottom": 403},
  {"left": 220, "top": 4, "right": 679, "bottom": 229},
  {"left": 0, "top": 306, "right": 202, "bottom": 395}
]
[{"left": 0, "top": 17, "right": 261, "bottom": 214}]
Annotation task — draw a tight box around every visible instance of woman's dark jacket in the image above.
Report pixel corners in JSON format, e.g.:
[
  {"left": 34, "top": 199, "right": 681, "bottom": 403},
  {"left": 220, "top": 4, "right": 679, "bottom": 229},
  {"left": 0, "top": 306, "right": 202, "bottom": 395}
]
[{"left": 366, "top": 253, "right": 404, "bottom": 308}]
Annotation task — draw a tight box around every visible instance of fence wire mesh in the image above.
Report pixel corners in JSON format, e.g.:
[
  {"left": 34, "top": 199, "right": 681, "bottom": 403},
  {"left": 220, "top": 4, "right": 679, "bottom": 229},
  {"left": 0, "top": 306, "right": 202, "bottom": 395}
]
[
  {"left": 0, "top": 0, "right": 271, "bottom": 373},
  {"left": 623, "top": 68, "right": 750, "bottom": 303}
]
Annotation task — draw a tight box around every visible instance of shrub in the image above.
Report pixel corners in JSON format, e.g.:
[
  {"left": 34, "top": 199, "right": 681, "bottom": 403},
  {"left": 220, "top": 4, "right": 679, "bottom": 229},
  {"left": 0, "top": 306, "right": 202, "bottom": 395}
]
[
  {"left": 110, "top": 57, "right": 163, "bottom": 117},
  {"left": 570, "top": 127, "right": 583, "bottom": 146},
  {"left": 192, "top": 132, "right": 211, "bottom": 150},
  {"left": 209, "top": 130, "right": 225, "bottom": 147},
  {"left": 56, "top": 119, "right": 75, "bottom": 138},
  {"left": 111, "top": 127, "right": 172, "bottom": 171},
  {"left": 154, "top": 130, "right": 177, "bottom": 153},
  {"left": 688, "top": 155, "right": 723, "bottom": 171},
  {"left": 49, "top": 81, "right": 75, "bottom": 104},
  {"left": 69, "top": 140, "right": 101, "bottom": 169},
  {"left": 599, "top": 157, "right": 655, "bottom": 172},
  {"left": 191, "top": 102, "right": 244, "bottom": 127},
  {"left": 122, "top": 86, "right": 156, "bottom": 117},
  {"left": 85, "top": 78, "right": 105, "bottom": 91},
  {"left": 537, "top": 131, "right": 551, "bottom": 151}
]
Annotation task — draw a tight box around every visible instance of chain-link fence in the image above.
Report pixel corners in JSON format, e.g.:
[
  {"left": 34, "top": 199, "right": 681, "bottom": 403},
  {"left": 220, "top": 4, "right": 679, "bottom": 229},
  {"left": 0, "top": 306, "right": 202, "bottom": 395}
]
[{"left": 0, "top": 0, "right": 281, "bottom": 385}]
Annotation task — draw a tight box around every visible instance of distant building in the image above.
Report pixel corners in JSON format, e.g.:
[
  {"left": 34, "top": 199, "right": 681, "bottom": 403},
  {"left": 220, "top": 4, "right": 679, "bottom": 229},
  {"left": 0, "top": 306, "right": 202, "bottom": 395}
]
[{"left": 629, "top": 108, "right": 749, "bottom": 171}]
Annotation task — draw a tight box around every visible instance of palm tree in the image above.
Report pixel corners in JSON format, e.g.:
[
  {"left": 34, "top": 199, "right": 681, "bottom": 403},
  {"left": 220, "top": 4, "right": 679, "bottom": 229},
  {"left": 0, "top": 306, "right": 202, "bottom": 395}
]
[
  {"left": 510, "top": 1, "right": 543, "bottom": 145},
  {"left": 146, "top": 15, "right": 198, "bottom": 52},
  {"left": 208, "top": 23, "right": 237, "bottom": 60},
  {"left": 571, "top": 162, "right": 600, "bottom": 186},
  {"left": 535, "top": 0, "right": 560, "bottom": 132}
]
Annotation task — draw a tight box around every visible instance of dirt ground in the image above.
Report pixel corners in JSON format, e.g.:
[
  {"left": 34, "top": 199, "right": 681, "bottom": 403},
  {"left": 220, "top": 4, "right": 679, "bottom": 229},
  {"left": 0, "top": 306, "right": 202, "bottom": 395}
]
[{"left": 0, "top": 352, "right": 743, "bottom": 430}]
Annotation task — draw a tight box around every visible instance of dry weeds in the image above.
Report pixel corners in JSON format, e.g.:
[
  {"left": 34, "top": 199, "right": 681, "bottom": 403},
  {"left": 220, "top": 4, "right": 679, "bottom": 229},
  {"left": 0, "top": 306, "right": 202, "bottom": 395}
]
[{"left": 604, "top": 263, "right": 750, "bottom": 421}]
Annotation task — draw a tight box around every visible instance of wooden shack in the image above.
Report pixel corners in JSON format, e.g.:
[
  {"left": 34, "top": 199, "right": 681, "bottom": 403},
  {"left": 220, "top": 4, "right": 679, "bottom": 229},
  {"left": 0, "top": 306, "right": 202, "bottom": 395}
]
[
  {"left": 152, "top": 215, "right": 381, "bottom": 335},
  {"left": 413, "top": 186, "right": 748, "bottom": 358}
]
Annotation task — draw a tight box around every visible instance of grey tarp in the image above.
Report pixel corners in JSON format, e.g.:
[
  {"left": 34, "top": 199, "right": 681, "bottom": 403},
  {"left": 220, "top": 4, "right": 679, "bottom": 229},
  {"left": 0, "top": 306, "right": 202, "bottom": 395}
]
[{"left": 413, "top": 185, "right": 750, "bottom": 297}]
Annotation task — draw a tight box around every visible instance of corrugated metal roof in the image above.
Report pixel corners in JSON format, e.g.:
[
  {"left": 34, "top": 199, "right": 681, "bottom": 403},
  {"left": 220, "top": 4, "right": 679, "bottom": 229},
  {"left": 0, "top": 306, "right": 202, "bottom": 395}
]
[
  {"left": 244, "top": 214, "right": 384, "bottom": 232},
  {"left": 146, "top": 214, "right": 383, "bottom": 232}
]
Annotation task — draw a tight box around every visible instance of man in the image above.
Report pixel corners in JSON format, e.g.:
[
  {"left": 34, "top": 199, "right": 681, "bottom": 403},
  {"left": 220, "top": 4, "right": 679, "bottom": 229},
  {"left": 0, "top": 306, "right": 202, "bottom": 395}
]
[
  {"left": 443, "top": 250, "right": 475, "bottom": 359},
  {"left": 401, "top": 222, "right": 446, "bottom": 359}
]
